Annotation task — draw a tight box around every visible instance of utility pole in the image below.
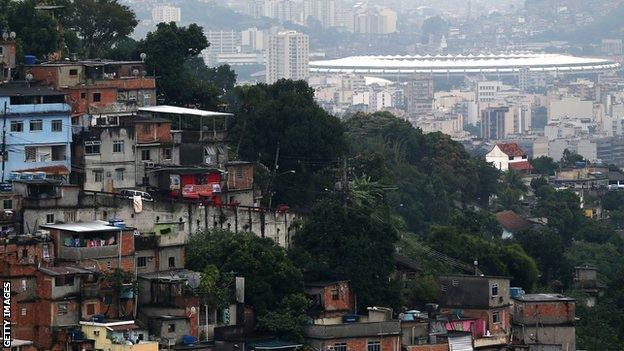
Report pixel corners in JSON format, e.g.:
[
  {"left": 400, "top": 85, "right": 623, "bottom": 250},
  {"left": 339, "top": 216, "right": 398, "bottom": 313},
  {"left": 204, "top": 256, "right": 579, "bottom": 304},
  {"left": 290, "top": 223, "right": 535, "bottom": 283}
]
[
  {"left": 342, "top": 156, "right": 348, "bottom": 208},
  {"left": 2, "top": 102, "right": 7, "bottom": 182},
  {"left": 268, "top": 142, "right": 280, "bottom": 209}
]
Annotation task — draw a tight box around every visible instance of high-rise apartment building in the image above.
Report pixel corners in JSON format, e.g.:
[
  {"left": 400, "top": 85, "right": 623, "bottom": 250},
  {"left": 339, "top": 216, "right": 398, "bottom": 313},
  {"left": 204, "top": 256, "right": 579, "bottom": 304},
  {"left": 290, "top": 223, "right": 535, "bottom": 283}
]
[
  {"left": 266, "top": 31, "right": 309, "bottom": 83},
  {"left": 202, "top": 30, "right": 242, "bottom": 66},
  {"left": 242, "top": 27, "right": 266, "bottom": 52},
  {"left": 353, "top": 5, "right": 397, "bottom": 34},
  {"left": 404, "top": 75, "right": 434, "bottom": 116},
  {"left": 247, "top": 0, "right": 297, "bottom": 23},
  {"left": 151, "top": 5, "right": 181, "bottom": 24},
  {"left": 304, "top": 0, "right": 336, "bottom": 28}
]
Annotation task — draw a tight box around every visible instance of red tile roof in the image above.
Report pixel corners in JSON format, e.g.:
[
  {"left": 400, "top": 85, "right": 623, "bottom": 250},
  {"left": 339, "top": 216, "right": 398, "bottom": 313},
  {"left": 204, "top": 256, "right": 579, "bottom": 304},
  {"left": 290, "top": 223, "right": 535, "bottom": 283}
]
[
  {"left": 496, "top": 210, "right": 532, "bottom": 233},
  {"left": 496, "top": 143, "right": 527, "bottom": 156},
  {"left": 509, "top": 161, "right": 533, "bottom": 171}
]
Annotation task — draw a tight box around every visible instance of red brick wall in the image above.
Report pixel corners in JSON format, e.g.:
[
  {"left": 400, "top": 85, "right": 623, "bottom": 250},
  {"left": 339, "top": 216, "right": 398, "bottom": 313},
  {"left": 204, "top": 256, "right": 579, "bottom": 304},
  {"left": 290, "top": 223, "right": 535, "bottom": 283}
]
[
  {"left": 322, "top": 281, "right": 355, "bottom": 313},
  {"left": 227, "top": 164, "right": 254, "bottom": 191},
  {"left": 406, "top": 344, "right": 448, "bottom": 351},
  {"left": 29, "top": 66, "right": 60, "bottom": 86},
  {"left": 317, "top": 335, "right": 399, "bottom": 351},
  {"left": 135, "top": 121, "right": 172, "bottom": 143}
]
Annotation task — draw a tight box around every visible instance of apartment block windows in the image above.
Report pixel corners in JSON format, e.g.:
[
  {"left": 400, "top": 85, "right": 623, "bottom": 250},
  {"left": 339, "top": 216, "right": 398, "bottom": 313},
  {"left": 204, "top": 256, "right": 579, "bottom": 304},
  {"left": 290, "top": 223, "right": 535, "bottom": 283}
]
[
  {"left": 93, "top": 92, "right": 101, "bottom": 102},
  {"left": 137, "top": 257, "right": 147, "bottom": 267},
  {"left": 492, "top": 311, "right": 501, "bottom": 324},
  {"left": 113, "top": 140, "right": 124, "bottom": 153},
  {"left": 162, "top": 148, "right": 172, "bottom": 160},
  {"left": 85, "top": 141, "right": 101, "bottom": 155},
  {"left": 24, "top": 146, "right": 36, "bottom": 162},
  {"left": 334, "top": 343, "right": 347, "bottom": 351},
  {"left": 52, "top": 120, "right": 63, "bottom": 132},
  {"left": 93, "top": 170, "right": 103, "bottom": 182},
  {"left": 367, "top": 341, "right": 380, "bottom": 351},
  {"left": 10, "top": 120, "right": 22, "bottom": 132},
  {"left": 116, "top": 169, "right": 124, "bottom": 181},
  {"left": 29, "top": 119, "right": 43, "bottom": 131},
  {"left": 491, "top": 283, "right": 499, "bottom": 297},
  {"left": 46, "top": 213, "right": 55, "bottom": 224},
  {"left": 141, "top": 149, "right": 151, "bottom": 161}
]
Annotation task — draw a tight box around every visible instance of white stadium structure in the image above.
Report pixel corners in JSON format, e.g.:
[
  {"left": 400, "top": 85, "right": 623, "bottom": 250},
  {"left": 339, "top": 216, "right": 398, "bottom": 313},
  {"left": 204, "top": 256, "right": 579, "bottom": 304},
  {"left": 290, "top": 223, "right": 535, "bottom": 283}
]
[{"left": 309, "top": 53, "right": 620, "bottom": 77}]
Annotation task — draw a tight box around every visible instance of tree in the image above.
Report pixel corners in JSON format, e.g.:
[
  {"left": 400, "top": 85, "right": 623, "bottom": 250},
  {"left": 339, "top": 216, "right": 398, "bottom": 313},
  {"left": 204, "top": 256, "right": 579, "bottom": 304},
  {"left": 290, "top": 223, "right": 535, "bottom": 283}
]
[
  {"left": 560, "top": 149, "right": 584, "bottom": 168},
  {"left": 198, "top": 265, "right": 233, "bottom": 311},
  {"left": 2, "top": 0, "right": 60, "bottom": 59},
  {"left": 514, "top": 229, "right": 565, "bottom": 285},
  {"left": 533, "top": 187, "right": 584, "bottom": 246},
  {"left": 530, "top": 156, "right": 559, "bottom": 175},
  {"left": 68, "top": 0, "right": 137, "bottom": 58},
  {"left": 227, "top": 80, "right": 346, "bottom": 207},
  {"left": 502, "top": 169, "right": 528, "bottom": 192},
  {"left": 292, "top": 187, "right": 401, "bottom": 310},
  {"left": 530, "top": 176, "right": 548, "bottom": 192}
]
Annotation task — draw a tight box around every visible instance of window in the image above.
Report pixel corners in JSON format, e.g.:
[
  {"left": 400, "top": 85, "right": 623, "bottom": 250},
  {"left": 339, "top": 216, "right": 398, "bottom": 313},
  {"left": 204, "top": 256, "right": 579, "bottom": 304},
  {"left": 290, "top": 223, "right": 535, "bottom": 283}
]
[
  {"left": 85, "top": 141, "right": 101, "bottom": 155},
  {"left": 93, "top": 330, "right": 100, "bottom": 337},
  {"left": 167, "top": 324, "right": 176, "bottom": 332},
  {"left": 3, "top": 199, "right": 12, "bottom": 210},
  {"left": 29, "top": 119, "right": 42, "bottom": 131},
  {"left": 46, "top": 213, "right": 55, "bottom": 224},
  {"left": 235, "top": 168, "right": 243, "bottom": 180},
  {"left": 20, "top": 307, "right": 26, "bottom": 316},
  {"left": 334, "top": 343, "right": 347, "bottom": 351},
  {"left": 491, "top": 284, "right": 499, "bottom": 297},
  {"left": 168, "top": 257, "right": 175, "bottom": 268},
  {"left": 69, "top": 68, "right": 78, "bottom": 76},
  {"left": 51, "top": 120, "right": 62, "bottom": 132},
  {"left": 522, "top": 155, "right": 527, "bottom": 159},
  {"left": 25, "top": 146, "right": 36, "bottom": 162},
  {"left": 20, "top": 279, "right": 26, "bottom": 291},
  {"left": 113, "top": 140, "right": 124, "bottom": 153},
  {"left": 93, "top": 92, "right": 101, "bottom": 102},
  {"left": 492, "top": 311, "right": 501, "bottom": 324},
  {"left": 51, "top": 145, "right": 66, "bottom": 161},
  {"left": 57, "top": 303, "right": 68, "bottom": 315},
  {"left": 55, "top": 275, "right": 74, "bottom": 286},
  {"left": 10, "top": 121, "right": 23, "bottom": 132},
  {"left": 93, "top": 170, "right": 103, "bottom": 182},
  {"left": 116, "top": 169, "right": 124, "bottom": 181},
  {"left": 367, "top": 341, "right": 380, "bottom": 351},
  {"left": 452, "top": 279, "right": 459, "bottom": 287},
  {"left": 80, "top": 92, "right": 86, "bottom": 99},
  {"left": 86, "top": 304, "right": 95, "bottom": 315},
  {"left": 141, "top": 149, "right": 151, "bottom": 161},
  {"left": 137, "top": 257, "right": 147, "bottom": 267},
  {"left": 331, "top": 289, "right": 339, "bottom": 300},
  {"left": 42, "top": 244, "right": 50, "bottom": 259},
  {"left": 162, "top": 148, "right": 172, "bottom": 160}
]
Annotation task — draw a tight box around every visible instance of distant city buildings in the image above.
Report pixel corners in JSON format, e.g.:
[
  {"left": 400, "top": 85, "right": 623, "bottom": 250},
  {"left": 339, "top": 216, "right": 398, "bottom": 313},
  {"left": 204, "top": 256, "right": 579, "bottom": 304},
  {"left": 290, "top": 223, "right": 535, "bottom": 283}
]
[
  {"left": 151, "top": 5, "right": 181, "bottom": 24},
  {"left": 266, "top": 31, "right": 309, "bottom": 83},
  {"left": 352, "top": 5, "right": 397, "bottom": 35}
]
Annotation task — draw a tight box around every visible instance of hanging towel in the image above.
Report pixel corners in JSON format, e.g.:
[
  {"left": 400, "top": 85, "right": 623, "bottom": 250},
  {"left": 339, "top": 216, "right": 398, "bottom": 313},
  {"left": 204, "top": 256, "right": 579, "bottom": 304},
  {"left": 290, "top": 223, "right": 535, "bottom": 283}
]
[{"left": 133, "top": 195, "right": 143, "bottom": 214}]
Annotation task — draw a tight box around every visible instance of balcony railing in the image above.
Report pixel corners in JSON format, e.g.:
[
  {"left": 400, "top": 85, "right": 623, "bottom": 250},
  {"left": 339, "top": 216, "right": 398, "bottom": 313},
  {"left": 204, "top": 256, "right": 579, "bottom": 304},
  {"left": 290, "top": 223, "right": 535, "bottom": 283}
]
[
  {"left": 305, "top": 321, "right": 401, "bottom": 339},
  {"left": 58, "top": 245, "right": 119, "bottom": 260}
]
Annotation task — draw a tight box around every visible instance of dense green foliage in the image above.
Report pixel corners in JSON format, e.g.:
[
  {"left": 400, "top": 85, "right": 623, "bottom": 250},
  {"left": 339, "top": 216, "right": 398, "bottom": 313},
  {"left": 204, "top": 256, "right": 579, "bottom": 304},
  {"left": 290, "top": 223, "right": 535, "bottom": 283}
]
[
  {"left": 0, "top": 0, "right": 60, "bottom": 59},
  {"left": 227, "top": 80, "right": 346, "bottom": 207},
  {"left": 186, "top": 230, "right": 308, "bottom": 341}
]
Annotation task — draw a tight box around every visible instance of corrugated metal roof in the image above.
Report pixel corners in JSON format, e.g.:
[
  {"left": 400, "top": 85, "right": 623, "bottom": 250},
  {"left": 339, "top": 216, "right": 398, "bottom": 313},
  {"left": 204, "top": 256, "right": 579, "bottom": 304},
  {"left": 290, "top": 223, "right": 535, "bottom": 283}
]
[
  {"left": 41, "top": 220, "right": 121, "bottom": 232},
  {"left": 138, "top": 105, "right": 233, "bottom": 117}
]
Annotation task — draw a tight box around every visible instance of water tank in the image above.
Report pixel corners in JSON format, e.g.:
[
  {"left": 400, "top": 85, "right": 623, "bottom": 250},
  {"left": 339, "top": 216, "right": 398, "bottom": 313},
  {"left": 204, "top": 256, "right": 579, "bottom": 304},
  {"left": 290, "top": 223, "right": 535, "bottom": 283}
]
[
  {"left": 20, "top": 172, "right": 34, "bottom": 180},
  {"left": 24, "top": 55, "right": 36, "bottom": 65},
  {"left": 33, "top": 172, "right": 46, "bottom": 180},
  {"left": 510, "top": 287, "right": 525, "bottom": 299},
  {"left": 182, "top": 335, "right": 196, "bottom": 346}
]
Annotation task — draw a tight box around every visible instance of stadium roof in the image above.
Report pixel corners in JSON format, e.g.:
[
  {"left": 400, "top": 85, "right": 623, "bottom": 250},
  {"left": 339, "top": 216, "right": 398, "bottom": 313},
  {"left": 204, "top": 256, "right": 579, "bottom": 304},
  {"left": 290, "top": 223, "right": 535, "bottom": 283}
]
[{"left": 309, "top": 53, "right": 620, "bottom": 76}]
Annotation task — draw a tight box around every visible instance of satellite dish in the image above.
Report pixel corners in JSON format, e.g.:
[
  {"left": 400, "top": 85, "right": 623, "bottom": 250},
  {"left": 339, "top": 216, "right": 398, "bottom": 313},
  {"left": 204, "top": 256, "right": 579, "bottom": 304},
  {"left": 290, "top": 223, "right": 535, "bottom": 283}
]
[
  {"left": 140, "top": 52, "right": 147, "bottom": 61},
  {"left": 9, "top": 32, "right": 16, "bottom": 39},
  {"left": 132, "top": 69, "right": 140, "bottom": 76},
  {"left": 187, "top": 272, "right": 201, "bottom": 289},
  {"left": 1, "top": 32, "right": 8, "bottom": 41},
  {"left": 190, "top": 306, "right": 197, "bottom": 314},
  {"left": 25, "top": 73, "right": 33, "bottom": 82}
]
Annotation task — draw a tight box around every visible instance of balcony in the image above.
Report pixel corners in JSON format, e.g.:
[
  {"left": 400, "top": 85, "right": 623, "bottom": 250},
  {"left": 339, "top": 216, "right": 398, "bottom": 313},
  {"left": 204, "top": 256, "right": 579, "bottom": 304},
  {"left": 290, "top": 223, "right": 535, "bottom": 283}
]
[
  {"left": 473, "top": 335, "right": 508, "bottom": 348},
  {"left": 180, "top": 130, "right": 228, "bottom": 143},
  {"left": 58, "top": 244, "right": 119, "bottom": 260},
  {"left": 304, "top": 321, "right": 401, "bottom": 339}
]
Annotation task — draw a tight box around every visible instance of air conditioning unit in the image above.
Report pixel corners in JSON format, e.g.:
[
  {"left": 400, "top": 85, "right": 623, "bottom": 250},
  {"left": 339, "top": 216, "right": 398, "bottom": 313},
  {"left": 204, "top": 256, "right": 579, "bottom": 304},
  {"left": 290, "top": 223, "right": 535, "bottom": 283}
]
[
  {"left": 204, "top": 156, "right": 213, "bottom": 165},
  {"left": 144, "top": 161, "right": 155, "bottom": 168}
]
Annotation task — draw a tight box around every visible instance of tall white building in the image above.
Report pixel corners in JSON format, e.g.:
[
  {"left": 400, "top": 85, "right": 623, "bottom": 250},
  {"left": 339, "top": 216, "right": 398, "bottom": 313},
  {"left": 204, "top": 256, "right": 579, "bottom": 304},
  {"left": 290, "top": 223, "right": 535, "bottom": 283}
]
[
  {"left": 151, "top": 5, "right": 181, "bottom": 24},
  {"left": 352, "top": 5, "right": 397, "bottom": 34},
  {"left": 247, "top": 0, "right": 297, "bottom": 23},
  {"left": 242, "top": 28, "right": 266, "bottom": 52},
  {"left": 304, "top": 0, "right": 336, "bottom": 28},
  {"left": 203, "top": 30, "right": 242, "bottom": 66},
  {"left": 266, "top": 31, "right": 309, "bottom": 83}
]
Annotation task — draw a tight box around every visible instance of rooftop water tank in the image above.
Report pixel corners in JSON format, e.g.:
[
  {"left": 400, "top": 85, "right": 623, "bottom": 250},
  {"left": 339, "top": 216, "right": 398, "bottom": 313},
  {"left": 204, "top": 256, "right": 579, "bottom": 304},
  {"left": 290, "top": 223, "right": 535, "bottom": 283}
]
[
  {"left": 182, "top": 335, "right": 196, "bottom": 346},
  {"left": 24, "top": 55, "right": 36, "bottom": 65}
]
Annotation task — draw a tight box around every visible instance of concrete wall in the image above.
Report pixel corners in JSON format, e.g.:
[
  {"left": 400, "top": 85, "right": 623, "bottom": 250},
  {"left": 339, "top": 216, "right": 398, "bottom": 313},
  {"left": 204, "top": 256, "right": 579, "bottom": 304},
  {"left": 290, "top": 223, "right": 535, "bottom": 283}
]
[
  {"left": 24, "top": 197, "right": 301, "bottom": 249},
  {"left": 438, "top": 276, "right": 510, "bottom": 309},
  {"left": 513, "top": 325, "right": 575, "bottom": 351}
]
